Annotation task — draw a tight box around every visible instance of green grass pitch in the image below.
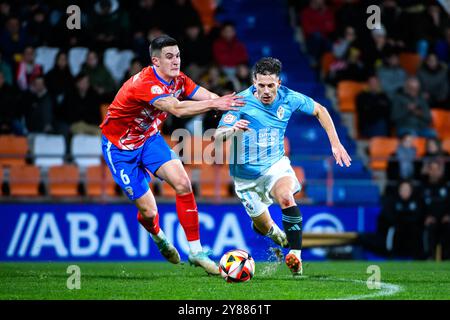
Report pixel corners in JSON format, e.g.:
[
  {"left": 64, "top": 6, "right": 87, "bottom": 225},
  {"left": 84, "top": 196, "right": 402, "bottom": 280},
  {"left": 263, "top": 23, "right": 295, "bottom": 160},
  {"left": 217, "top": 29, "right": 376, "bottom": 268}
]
[{"left": 1, "top": 261, "right": 449, "bottom": 300}]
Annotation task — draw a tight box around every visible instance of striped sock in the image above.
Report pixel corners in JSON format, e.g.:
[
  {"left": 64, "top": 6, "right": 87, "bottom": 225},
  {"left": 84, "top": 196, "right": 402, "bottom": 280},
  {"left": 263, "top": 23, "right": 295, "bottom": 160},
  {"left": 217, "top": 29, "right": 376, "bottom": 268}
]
[{"left": 281, "top": 206, "right": 303, "bottom": 250}]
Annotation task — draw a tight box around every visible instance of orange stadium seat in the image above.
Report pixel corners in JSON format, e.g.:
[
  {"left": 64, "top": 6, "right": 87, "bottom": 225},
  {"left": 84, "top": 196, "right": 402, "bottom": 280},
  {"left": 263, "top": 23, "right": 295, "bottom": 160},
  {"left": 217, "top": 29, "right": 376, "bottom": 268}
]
[
  {"left": 85, "top": 165, "right": 116, "bottom": 197},
  {"left": 293, "top": 166, "right": 306, "bottom": 199},
  {"left": 0, "top": 135, "right": 28, "bottom": 167},
  {"left": 48, "top": 164, "right": 80, "bottom": 197},
  {"left": 413, "top": 137, "right": 427, "bottom": 157},
  {"left": 369, "top": 137, "right": 399, "bottom": 170},
  {"left": 337, "top": 81, "right": 367, "bottom": 112},
  {"left": 321, "top": 52, "right": 336, "bottom": 78},
  {"left": 442, "top": 139, "right": 450, "bottom": 154},
  {"left": 399, "top": 53, "right": 421, "bottom": 75},
  {"left": 191, "top": 0, "right": 216, "bottom": 33},
  {"left": 431, "top": 109, "right": 450, "bottom": 139},
  {"left": 9, "top": 165, "right": 41, "bottom": 196},
  {"left": 199, "top": 164, "right": 230, "bottom": 198}
]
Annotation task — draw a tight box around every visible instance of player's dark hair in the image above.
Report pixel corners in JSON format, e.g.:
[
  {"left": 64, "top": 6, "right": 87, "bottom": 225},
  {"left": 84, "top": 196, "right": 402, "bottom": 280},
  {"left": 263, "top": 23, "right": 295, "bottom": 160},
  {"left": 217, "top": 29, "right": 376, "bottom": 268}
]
[
  {"left": 252, "top": 57, "right": 282, "bottom": 79},
  {"left": 149, "top": 35, "right": 178, "bottom": 60}
]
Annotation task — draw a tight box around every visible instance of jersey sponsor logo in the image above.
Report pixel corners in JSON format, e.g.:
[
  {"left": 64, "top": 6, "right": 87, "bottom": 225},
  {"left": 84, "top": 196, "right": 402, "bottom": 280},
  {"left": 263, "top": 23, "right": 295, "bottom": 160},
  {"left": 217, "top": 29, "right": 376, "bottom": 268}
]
[
  {"left": 277, "top": 105, "right": 285, "bottom": 120},
  {"left": 223, "top": 114, "right": 236, "bottom": 124},
  {"left": 151, "top": 85, "right": 164, "bottom": 94}
]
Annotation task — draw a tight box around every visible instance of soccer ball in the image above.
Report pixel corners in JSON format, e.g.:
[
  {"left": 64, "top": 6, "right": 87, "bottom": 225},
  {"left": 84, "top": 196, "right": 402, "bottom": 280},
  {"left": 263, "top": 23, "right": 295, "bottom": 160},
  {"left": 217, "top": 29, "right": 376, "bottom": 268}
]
[{"left": 219, "top": 249, "right": 255, "bottom": 283}]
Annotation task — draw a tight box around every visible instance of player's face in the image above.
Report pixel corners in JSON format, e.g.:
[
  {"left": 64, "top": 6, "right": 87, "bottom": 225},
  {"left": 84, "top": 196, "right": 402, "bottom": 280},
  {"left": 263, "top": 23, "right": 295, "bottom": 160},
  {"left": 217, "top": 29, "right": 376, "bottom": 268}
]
[
  {"left": 253, "top": 74, "right": 281, "bottom": 105},
  {"left": 154, "top": 45, "right": 181, "bottom": 79}
]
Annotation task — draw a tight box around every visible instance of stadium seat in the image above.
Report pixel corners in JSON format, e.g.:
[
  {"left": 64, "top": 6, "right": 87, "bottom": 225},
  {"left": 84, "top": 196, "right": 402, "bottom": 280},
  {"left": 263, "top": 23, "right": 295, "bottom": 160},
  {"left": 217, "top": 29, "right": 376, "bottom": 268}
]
[
  {"left": 0, "top": 135, "right": 28, "bottom": 167},
  {"left": 413, "top": 137, "right": 426, "bottom": 157},
  {"left": 48, "top": 164, "right": 80, "bottom": 197},
  {"left": 399, "top": 52, "right": 421, "bottom": 75},
  {"left": 85, "top": 165, "right": 116, "bottom": 197},
  {"left": 199, "top": 164, "right": 230, "bottom": 198},
  {"left": 337, "top": 81, "right": 367, "bottom": 112},
  {"left": 192, "top": 0, "right": 216, "bottom": 33},
  {"left": 320, "top": 52, "right": 336, "bottom": 78},
  {"left": 104, "top": 48, "right": 135, "bottom": 83},
  {"left": 71, "top": 134, "right": 102, "bottom": 168},
  {"left": 369, "top": 137, "right": 399, "bottom": 170},
  {"left": 32, "top": 134, "right": 66, "bottom": 168},
  {"left": 35, "top": 46, "right": 59, "bottom": 74},
  {"left": 431, "top": 109, "right": 450, "bottom": 139},
  {"left": 9, "top": 165, "right": 41, "bottom": 196},
  {"left": 68, "top": 47, "right": 89, "bottom": 76},
  {"left": 442, "top": 139, "right": 450, "bottom": 154}
]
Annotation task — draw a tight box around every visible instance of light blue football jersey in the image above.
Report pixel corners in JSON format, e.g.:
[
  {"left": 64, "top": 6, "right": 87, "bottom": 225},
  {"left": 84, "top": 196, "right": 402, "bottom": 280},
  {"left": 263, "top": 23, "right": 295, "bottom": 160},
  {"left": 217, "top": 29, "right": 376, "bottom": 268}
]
[{"left": 218, "top": 85, "right": 315, "bottom": 179}]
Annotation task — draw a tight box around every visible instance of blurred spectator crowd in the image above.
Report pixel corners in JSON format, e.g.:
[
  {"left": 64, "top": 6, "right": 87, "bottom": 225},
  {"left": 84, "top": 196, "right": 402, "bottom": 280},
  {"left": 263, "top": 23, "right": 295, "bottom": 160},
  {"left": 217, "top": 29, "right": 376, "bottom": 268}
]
[
  {"left": 0, "top": 0, "right": 252, "bottom": 147},
  {"left": 291, "top": 0, "right": 450, "bottom": 260}
]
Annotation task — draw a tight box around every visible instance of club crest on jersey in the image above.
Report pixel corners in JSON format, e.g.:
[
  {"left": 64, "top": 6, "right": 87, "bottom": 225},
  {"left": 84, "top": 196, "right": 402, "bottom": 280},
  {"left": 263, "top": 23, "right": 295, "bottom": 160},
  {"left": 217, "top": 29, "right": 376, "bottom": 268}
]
[
  {"left": 125, "top": 186, "right": 134, "bottom": 197},
  {"left": 277, "top": 105, "right": 285, "bottom": 120},
  {"left": 151, "top": 85, "right": 163, "bottom": 94},
  {"left": 223, "top": 114, "right": 236, "bottom": 124}
]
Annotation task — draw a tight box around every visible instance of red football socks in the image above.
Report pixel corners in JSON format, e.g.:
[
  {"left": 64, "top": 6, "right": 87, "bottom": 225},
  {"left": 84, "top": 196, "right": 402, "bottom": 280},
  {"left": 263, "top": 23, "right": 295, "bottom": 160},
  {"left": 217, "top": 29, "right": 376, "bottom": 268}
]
[
  {"left": 176, "top": 192, "right": 200, "bottom": 241},
  {"left": 137, "top": 211, "right": 160, "bottom": 235}
]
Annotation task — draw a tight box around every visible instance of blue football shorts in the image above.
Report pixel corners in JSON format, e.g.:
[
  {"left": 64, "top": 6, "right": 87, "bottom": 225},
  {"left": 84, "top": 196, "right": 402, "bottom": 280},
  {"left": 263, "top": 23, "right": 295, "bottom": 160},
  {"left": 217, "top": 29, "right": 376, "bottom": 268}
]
[{"left": 101, "top": 133, "right": 178, "bottom": 201}]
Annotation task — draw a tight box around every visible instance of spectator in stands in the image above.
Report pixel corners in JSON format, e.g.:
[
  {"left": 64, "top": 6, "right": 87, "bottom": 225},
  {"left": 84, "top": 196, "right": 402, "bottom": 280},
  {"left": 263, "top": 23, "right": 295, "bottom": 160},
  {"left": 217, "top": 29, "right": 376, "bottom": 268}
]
[
  {"left": 59, "top": 73, "right": 102, "bottom": 137},
  {"left": 45, "top": 51, "right": 73, "bottom": 106},
  {"left": 363, "top": 26, "right": 395, "bottom": 73},
  {"left": 180, "top": 23, "right": 212, "bottom": 82},
  {"left": 0, "top": 70, "right": 24, "bottom": 135},
  {"left": 417, "top": 53, "right": 449, "bottom": 108},
  {"left": 15, "top": 46, "right": 43, "bottom": 91},
  {"left": 80, "top": 50, "right": 116, "bottom": 103},
  {"left": 90, "top": 0, "right": 130, "bottom": 50},
  {"left": 121, "top": 58, "right": 143, "bottom": 85},
  {"left": 420, "top": 137, "right": 450, "bottom": 182},
  {"left": 26, "top": 8, "right": 51, "bottom": 47},
  {"left": 360, "top": 180, "right": 424, "bottom": 259},
  {"left": 299, "top": 0, "right": 335, "bottom": 67},
  {"left": 326, "top": 47, "right": 367, "bottom": 86},
  {"left": 356, "top": 75, "right": 391, "bottom": 138},
  {"left": 422, "top": 4, "right": 450, "bottom": 56},
  {"left": 396, "top": 1, "right": 428, "bottom": 53},
  {"left": 0, "top": 48, "right": 13, "bottom": 85},
  {"left": 435, "top": 27, "right": 450, "bottom": 64},
  {"left": 212, "top": 22, "right": 248, "bottom": 77},
  {"left": 130, "top": 0, "right": 164, "bottom": 40},
  {"left": 0, "top": 16, "right": 29, "bottom": 64},
  {"left": 380, "top": 0, "right": 404, "bottom": 49},
  {"left": 0, "top": 1, "right": 11, "bottom": 28},
  {"left": 391, "top": 77, "right": 436, "bottom": 138},
  {"left": 377, "top": 52, "right": 407, "bottom": 99},
  {"left": 162, "top": 0, "right": 203, "bottom": 40},
  {"left": 382, "top": 180, "right": 425, "bottom": 259},
  {"left": 231, "top": 64, "right": 252, "bottom": 92},
  {"left": 23, "top": 76, "right": 53, "bottom": 134},
  {"left": 133, "top": 26, "right": 164, "bottom": 65},
  {"left": 422, "top": 160, "right": 450, "bottom": 260},
  {"left": 332, "top": 26, "right": 357, "bottom": 59},
  {"left": 387, "top": 134, "right": 419, "bottom": 181}
]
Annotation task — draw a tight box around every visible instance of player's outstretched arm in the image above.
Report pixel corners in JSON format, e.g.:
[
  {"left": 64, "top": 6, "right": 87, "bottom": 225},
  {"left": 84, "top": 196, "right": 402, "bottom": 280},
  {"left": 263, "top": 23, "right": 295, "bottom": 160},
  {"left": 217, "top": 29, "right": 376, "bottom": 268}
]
[
  {"left": 312, "top": 102, "right": 352, "bottom": 167},
  {"left": 153, "top": 92, "right": 244, "bottom": 118},
  {"left": 214, "top": 120, "right": 250, "bottom": 141}
]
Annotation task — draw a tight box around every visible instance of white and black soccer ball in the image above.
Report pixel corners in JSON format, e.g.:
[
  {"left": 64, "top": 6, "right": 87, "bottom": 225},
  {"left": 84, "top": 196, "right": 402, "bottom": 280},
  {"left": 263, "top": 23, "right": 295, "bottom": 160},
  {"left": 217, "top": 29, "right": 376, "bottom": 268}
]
[{"left": 219, "top": 249, "right": 255, "bottom": 283}]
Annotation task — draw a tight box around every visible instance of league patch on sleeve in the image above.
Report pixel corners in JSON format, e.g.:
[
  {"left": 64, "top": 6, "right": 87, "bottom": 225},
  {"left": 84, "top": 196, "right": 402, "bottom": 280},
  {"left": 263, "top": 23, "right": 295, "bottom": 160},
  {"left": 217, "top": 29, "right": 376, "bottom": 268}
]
[
  {"left": 151, "top": 85, "right": 164, "bottom": 94},
  {"left": 223, "top": 114, "right": 236, "bottom": 124}
]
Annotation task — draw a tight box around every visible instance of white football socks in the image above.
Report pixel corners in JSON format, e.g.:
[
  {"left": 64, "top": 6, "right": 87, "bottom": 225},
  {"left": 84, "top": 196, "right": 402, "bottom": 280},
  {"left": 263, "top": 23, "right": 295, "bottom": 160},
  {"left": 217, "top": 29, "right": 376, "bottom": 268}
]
[
  {"left": 289, "top": 249, "right": 302, "bottom": 260},
  {"left": 151, "top": 229, "right": 166, "bottom": 243}
]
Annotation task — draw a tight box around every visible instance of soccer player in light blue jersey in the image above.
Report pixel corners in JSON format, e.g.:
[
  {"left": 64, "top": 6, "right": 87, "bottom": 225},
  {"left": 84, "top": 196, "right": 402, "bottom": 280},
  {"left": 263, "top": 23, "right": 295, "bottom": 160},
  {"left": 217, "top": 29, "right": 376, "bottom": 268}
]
[{"left": 214, "top": 57, "right": 352, "bottom": 275}]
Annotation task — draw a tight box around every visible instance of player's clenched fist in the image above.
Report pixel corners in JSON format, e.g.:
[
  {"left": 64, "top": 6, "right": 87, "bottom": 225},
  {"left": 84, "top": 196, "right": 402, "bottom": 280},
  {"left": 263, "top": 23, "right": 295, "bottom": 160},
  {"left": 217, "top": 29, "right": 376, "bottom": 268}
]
[{"left": 212, "top": 92, "right": 245, "bottom": 111}]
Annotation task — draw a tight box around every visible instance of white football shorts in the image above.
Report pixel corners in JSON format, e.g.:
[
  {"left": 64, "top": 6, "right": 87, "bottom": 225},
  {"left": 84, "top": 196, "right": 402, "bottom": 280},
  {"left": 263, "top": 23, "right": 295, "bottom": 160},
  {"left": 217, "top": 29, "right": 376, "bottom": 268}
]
[{"left": 233, "top": 156, "right": 301, "bottom": 218}]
